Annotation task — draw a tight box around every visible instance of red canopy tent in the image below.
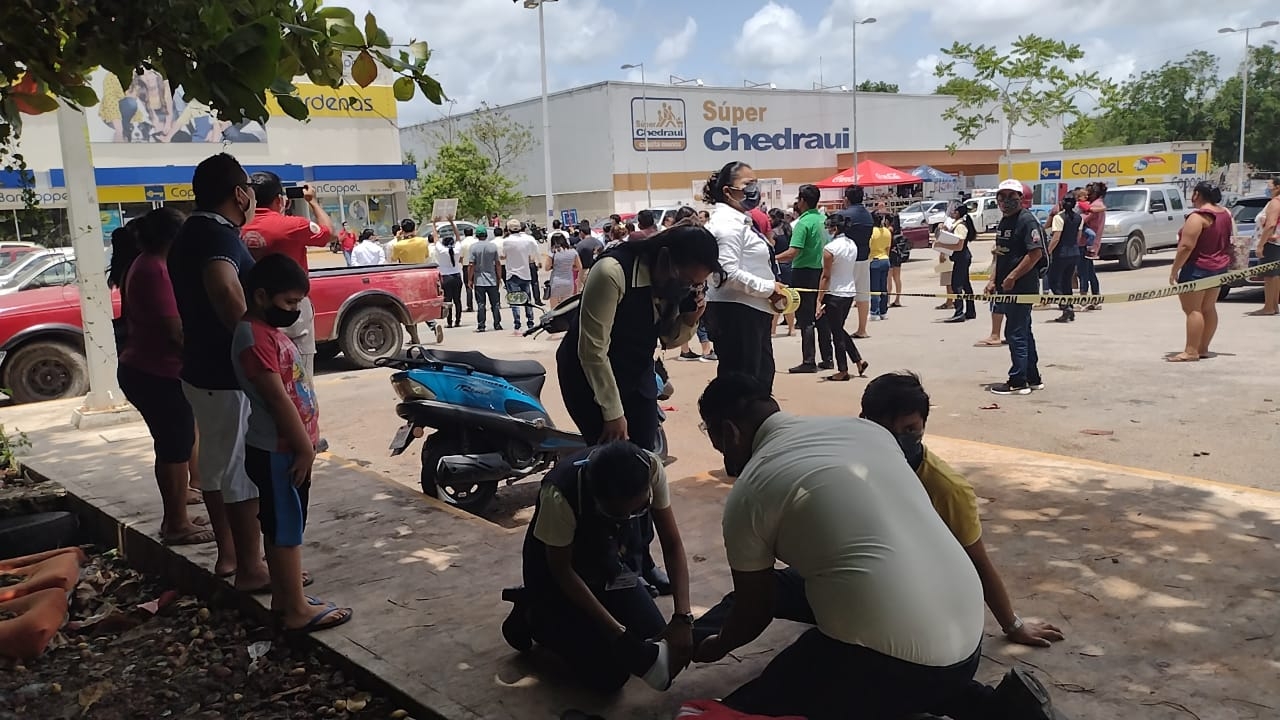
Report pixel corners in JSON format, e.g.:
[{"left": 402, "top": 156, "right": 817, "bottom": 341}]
[{"left": 814, "top": 160, "right": 923, "bottom": 188}]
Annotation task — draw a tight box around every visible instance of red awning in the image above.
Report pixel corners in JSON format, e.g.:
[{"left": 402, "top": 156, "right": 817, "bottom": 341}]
[{"left": 815, "top": 160, "right": 923, "bottom": 188}]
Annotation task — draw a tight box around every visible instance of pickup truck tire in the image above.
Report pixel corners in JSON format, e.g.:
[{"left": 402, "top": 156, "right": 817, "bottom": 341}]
[
  {"left": 4, "top": 341, "right": 89, "bottom": 404},
  {"left": 338, "top": 306, "right": 403, "bottom": 369},
  {"left": 1118, "top": 233, "right": 1145, "bottom": 270}
]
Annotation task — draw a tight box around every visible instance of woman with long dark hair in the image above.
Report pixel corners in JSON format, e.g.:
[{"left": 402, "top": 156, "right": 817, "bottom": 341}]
[
  {"left": 944, "top": 204, "right": 978, "bottom": 323},
  {"left": 111, "top": 208, "right": 212, "bottom": 546},
  {"left": 702, "top": 161, "right": 788, "bottom": 392},
  {"left": 433, "top": 218, "right": 464, "bottom": 327},
  {"left": 768, "top": 207, "right": 796, "bottom": 336},
  {"left": 1168, "top": 182, "right": 1232, "bottom": 362}
]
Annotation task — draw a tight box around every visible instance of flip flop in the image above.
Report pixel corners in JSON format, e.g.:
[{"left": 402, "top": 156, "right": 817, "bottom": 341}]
[
  {"left": 973, "top": 339, "right": 1003, "bottom": 347},
  {"left": 161, "top": 527, "right": 216, "bottom": 546},
  {"left": 853, "top": 333, "right": 871, "bottom": 339},
  {"left": 1246, "top": 309, "right": 1279, "bottom": 316},
  {"left": 246, "top": 571, "right": 314, "bottom": 594},
  {"left": 286, "top": 604, "right": 353, "bottom": 633},
  {"left": 856, "top": 361, "right": 870, "bottom": 377},
  {"left": 824, "top": 373, "right": 852, "bottom": 382},
  {"left": 1166, "top": 354, "right": 1199, "bottom": 363}
]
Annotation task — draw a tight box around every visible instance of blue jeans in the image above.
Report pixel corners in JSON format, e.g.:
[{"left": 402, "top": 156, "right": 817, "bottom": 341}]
[
  {"left": 998, "top": 302, "right": 1040, "bottom": 387},
  {"left": 870, "top": 259, "right": 891, "bottom": 316},
  {"left": 507, "top": 277, "right": 535, "bottom": 328},
  {"left": 342, "top": 250, "right": 353, "bottom": 266},
  {"left": 1077, "top": 255, "right": 1099, "bottom": 296}
]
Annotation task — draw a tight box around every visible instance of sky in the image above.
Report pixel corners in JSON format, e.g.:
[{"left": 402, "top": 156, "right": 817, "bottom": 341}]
[{"left": 345, "top": 0, "right": 1280, "bottom": 127}]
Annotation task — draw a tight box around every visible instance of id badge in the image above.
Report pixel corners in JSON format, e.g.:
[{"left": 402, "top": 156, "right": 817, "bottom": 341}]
[{"left": 605, "top": 570, "right": 640, "bottom": 591}]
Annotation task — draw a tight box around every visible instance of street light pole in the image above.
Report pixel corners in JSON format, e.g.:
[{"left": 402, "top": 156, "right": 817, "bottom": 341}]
[
  {"left": 622, "top": 63, "right": 652, "bottom": 208},
  {"left": 1219, "top": 20, "right": 1278, "bottom": 193},
  {"left": 850, "top": 16, "right": 877, "bottom": 179},
  {"left": 523, "top": 0, "right": 558, "bottom": 222}
]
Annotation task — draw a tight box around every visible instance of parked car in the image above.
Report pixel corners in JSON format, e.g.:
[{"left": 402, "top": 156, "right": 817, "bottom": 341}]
[
  {"left": 0, "top": 242, "right": 39, "bottom": 270},
  {"left": 963, "top": 196, "right": 1003, "bottom": 233},
  {"left": 1095, "top": 183, "right": 1188, "bottom": 270},
  {"left": 0, "top": 248, "right": 69, "bottom": 287},
  {"left": 0, "top": 264, "right": 445, "bottom": 404},
  {"left": 0, "top": 254, "right": 76, "bottom": 296},
  {"left": 899, "top": 201, "right": 950, "bottom": 232},
  {"left": 433, "top": 220, "right": 479, "bottom": 241},
  {"left": 1219, "top": 194, "right": 1272, "bottom": 300}
]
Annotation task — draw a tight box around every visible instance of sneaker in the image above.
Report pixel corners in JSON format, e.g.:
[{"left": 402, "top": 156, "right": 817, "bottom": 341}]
[
  {"left": 704, "top": 352, "right": 718, "bottom": 361},
  {"left": 494, "top": 325, "right": 504, "bottom": 331},
  {"left": 475, "top": 327, "right": 487, "bottom": 333},
  {"left": 614, "top": 633, "right": 673, "bottom": 691},
  {"left": 1029, "top": 381, "right": 1045, "bottom": 391},
  {"left": 639, "top": 639, "right": 672, "bottom": 691},
  {"left": 788, "top": 363, "right": 819, "bottom": 374},
  {"left": 990, "top": 382, "right": 1031, "bottom": 396},
  {"left": 990, "top": 668, "right": 1065, "bottom": 720},
  {"left": 678, "top": 351, "right": 701, "bottom": 361},
  {"left": 818, "top": 361, "right": 834, "bottom": 370}
]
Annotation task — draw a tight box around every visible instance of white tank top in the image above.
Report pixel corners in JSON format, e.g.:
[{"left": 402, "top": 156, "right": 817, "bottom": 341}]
[{"left": 826, "top": 235, "right": 859, "bottom": 297}]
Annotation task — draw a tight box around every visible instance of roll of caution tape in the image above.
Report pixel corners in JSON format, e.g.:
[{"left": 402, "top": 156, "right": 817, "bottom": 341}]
[{"left": 771, "top": 286, "right": 801, "bottom": 315}]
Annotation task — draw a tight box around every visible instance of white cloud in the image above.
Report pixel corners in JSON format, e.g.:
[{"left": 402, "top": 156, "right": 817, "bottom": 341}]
[
  {"left": 733, "top": 2, "right": 809, "bottom": 68},
  {"left": 655, "top": 17, "right": 698, "bottom": 67}
]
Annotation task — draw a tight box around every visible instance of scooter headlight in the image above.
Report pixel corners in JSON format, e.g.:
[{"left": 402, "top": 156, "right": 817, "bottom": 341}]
[{"left": 391, "top": 376, "right": 436, "bottom": 401}]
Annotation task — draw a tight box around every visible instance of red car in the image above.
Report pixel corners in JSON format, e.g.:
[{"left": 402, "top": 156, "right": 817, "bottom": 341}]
[{"left": 0, "top": 264, "right": 444, "bottom": 404}]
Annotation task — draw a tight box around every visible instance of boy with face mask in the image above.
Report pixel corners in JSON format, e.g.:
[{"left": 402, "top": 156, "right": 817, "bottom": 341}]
[
  {"left": 232, "top": 254, "right": 352, "bottom": 633},
  {"left": 860, "top": 371, "right": 1065, "bottom": 650}
]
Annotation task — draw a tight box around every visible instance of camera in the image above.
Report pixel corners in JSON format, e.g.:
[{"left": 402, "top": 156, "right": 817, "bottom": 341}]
[{"left": 285, "top": 185, "right": 306, "bottom": 199}]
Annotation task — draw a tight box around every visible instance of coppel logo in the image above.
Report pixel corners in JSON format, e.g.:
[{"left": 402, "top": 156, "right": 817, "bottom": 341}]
[
  {"left": 631, "top": 98, "right": 686, "bottom": 151},
  {"left": 0, "top": 190, "right": 69, "bottom": 205}
]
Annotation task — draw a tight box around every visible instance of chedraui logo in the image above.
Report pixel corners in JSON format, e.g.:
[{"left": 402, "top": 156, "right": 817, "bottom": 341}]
[
  {"left": 631, "top": 98, "right": 686, "bottom": 151},
  {"left": 702, "top": 101, "right": 849, "bottom": 152}
]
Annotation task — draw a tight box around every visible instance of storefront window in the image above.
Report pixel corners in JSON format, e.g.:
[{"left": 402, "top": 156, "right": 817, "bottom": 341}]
[
  {"left": 315, "top": 193, "right": 398, "bottom": 237},
  {"left": 15, "top": 207, "right": 70, "bottom": 246}
]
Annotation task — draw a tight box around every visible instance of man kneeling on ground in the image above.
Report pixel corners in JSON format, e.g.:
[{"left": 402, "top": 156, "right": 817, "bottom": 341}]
[
  {"left": 862, "top": 371, "right": 1066, "bottom": 649},
  {"left": 690, "top": 373, "right": 1065, "bottom": 720},
  {"left": 502, "top": 440, "right": 693, "bottom": 693}
]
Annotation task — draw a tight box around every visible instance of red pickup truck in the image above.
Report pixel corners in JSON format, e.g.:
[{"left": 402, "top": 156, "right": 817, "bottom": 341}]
[{"left": 0, "top": 264, "right": 444, "bottom": 404}]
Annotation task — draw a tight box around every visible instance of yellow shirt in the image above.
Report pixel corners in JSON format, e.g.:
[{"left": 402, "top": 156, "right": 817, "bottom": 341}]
[
  {"left": 914, "top": 447, "right": 982, "bottom": 547},
  {"left": 870, "top": 226, "right": 892, "bottom": 260},
  {"left": 391, "top": 235, "right": 430, "bottom": 264}
]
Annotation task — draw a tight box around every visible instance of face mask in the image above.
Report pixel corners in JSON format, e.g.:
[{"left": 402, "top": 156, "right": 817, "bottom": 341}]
[
  {"left": 235, "top": 186, "right": 256, "bottom": 227},
  {"left": 895, "top": 430, "right": 925, "bottom": 468},
  {"left": 739, "top": 183, "right": 762, "bottom": 211},
  {"left": 998, "top": 195, "right": 1022, "bottom": 215},
  {"left": 264, "top": 305, "right": 301, "bottom": 328}
]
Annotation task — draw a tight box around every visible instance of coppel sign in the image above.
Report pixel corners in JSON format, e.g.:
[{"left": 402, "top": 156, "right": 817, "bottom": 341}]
[
  {"left": 701, "top": 100, "right": 849, "bottom": 152},
  {"left": 0, "top": 190, "right": 69, "bottom": 207}
]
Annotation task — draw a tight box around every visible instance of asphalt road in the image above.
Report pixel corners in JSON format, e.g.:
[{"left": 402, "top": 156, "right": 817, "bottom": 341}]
[{"left": 309, "top": 244, "right": 1279, "bottom": 528}]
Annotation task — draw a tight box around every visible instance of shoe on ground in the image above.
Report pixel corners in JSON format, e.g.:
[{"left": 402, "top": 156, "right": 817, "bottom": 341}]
[
  {"left": 475, "top": 327, "right": 487, "bottom": 333},
  {"left": 494, "top": 325, "right": 504, "bottom": 331},
  {"left": 704, "top": 352, "right": 718, "bottom": 361},
  {"left": 944, "top": 314, "right": 967, "bottom": 323},
  {"left": 789, "top": 363, "right": 819, "bottom": 374},
  {"left": 614, "top": 633, "right": 673, "bottom": 691},
  {"left": 991, "top": 668, "right": 1067, "bottom": 719},
  {"left": 990, "top": 382, "right": 1031, "bottom": 396},
  {"left": 678, "top": 351, "right": 701, "bottom": 361},
  {"left": 1030, "top": 381, "right": 1045, "bottom": 391},
  {"left": 500, "top": 587, "right": 533, "bottom": 653},
  {"left": 818, "top": 361, "right": 834, "bottom": 370}
]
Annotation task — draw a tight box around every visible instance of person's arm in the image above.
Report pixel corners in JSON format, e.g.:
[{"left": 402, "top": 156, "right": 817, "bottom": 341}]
[
  {"left": 576, "top": 258, "right": 626, "bottom": 424},
  {"left": 652, "top": 502, "right": 694, "bottom": 668},
  {"left": 203, "top": 260, "right": 247, "bottom": 332},
  {"left": 572, "top": 254, "right": 583, "bottom": 294},
  {"left": 964, "top": 539, "right": 1064, "bottom": 647},
  {"left": 693, "top": 568, "right": 776, "bottom": 662},
  {"left": 546, "top": 544, "right": 629, "bottom": 637},
  {"left": 240, "top": 336, "right": 316, "bottom": 485},
  {"left": 953, "top": 222, "right": 969, "bottom": 253},
  {"left": 774, "top": 220, "right": 806, "bottom": 264},
  {"left": 815, "top": 247, "right": 835, "bottom": 317},
  {"left": 714, "top": 222, "right": 782, "bottom": 298},
  {"left": 1257, "top": 199, "right": 1279, "bottom": 251},
  {"left": 1171, "top": 213, "right": 1208, "bottom": 284},
  {"left": 1047, "top": 229, "right": 1061, "bottom": 257},
  {"left": 1000, "top": 219, "right": 1044, "bottom": 292},
  {"left": 1088, "top": 204, "right": 1104, "bottom": 254}
]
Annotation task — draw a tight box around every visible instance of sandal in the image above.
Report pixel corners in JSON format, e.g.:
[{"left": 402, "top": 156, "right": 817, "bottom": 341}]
[
  {"left": 285, "top": 604, "right": 353, "bottom": 633},
  {"left": 161, "top": 526, "right": 216, "bottom": 546},
  {"left": 889, "top": 302, "right": 902, "bottom": 308},
  {"left": 852, "top": 333, "right": 871, "bottom": 339},
  {"left": 1246, "top": 309, "right": 1279, "bottom": 316},
  {"left": 973, "top": 339, "right": 1003, "bottom": 347},
  {"left": 1166, "top": 353, "right": 1199, "bottom": 363},
  {"left": 856, "top": 361, "right": 870, "bottom": 377}
]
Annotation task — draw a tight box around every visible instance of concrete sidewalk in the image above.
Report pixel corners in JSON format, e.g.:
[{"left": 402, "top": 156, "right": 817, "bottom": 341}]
[{"left": 5, "top": 398, "right": 1279, "bottom": 720}]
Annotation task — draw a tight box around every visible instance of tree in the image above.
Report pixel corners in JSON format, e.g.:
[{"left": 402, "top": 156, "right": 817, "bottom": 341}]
[
  {"left": 1069, "top": 50, "right": 1219, "bottom": 150},
  {"left": 856, "top": 80, "right": 898, "bottom": 93},
  {"left": 1211, "top": 43, "right": 1280, "bottom": 175},
  {"left": 934, "top": 77, "right": 980, "bottom": 96},
  {"left": 463, "top": 102, "right": 535, "bottom": 179},
  {"left": 934, "top": 35, "right": 1108, "bottom": 173},
  {"left": 409, "top": 137, "right": 523, "bottom": 222}
]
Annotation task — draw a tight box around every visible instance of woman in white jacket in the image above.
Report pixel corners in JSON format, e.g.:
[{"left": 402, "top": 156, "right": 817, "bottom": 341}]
[{"left": 702, "top": 161, "right": 787, "bottom": 392}]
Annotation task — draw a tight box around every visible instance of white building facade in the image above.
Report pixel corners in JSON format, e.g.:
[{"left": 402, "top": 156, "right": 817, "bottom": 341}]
[{"left": 401, "top": 81, "right": 1063, "bottom": 224}]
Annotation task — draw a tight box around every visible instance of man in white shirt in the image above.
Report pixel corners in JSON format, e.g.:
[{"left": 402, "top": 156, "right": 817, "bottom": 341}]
[
  {"left": 690, "top": 373, "right": 1065, "bottom": 720},
  {"left": 458, "top": 226, "right": 479, "bottom": 313},
  {"left": 350, "top": 229, "right": 386, "bottom": 266},
  {"left": 500, "top": 219, "right": 540, "bottom": 332}
]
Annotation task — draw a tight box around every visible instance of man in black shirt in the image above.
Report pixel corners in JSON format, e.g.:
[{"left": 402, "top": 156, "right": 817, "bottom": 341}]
[
  {"left": 985, "top": 180, "right": 1045, "bottom": 396},
  {"left": 575, "top": 219, "right": 604, "bottom": 276}
]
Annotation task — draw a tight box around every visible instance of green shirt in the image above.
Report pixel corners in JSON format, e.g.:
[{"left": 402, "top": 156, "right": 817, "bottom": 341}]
[{"left": 790, "top": 209, "right": 828, "bottom": 270}]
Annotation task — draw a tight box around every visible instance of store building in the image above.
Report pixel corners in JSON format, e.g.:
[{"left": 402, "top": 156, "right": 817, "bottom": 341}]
[
  {"left": 400, "top": 81, "right": 1063, "bottom": 224},
  {"left": 1, "top": 57, "right": 415, "bottom": 245}
]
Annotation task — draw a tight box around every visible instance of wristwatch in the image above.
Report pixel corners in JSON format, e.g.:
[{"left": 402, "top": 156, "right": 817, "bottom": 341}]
[
  {"left": 1002, "top": 615, "right": 1024, "bottom": 635},
  {"left": 671, "top": 612, "right": 695, "bottom": 626}
]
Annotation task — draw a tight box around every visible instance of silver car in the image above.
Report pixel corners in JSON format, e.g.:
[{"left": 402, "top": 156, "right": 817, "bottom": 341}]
[
  {"left": 899, "top": 200, "right": 950, "bottom": 231},
  {"left": 1096, "top": 183, "right": 1188, "bottom": 270}
]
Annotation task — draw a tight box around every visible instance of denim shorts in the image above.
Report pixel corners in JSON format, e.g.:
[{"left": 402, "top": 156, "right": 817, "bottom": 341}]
[{"left": 1178, "top": 264, "right": 1221, "bottom": 284}]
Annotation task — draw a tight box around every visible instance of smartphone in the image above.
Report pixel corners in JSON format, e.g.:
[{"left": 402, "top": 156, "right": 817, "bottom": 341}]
[{"left": 285, "top": 185, "right": 306, "bottom": 199}]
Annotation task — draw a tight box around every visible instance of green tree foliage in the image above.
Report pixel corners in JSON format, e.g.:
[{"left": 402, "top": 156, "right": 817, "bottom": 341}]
[
  {"left": 463, "top": 102, "right": 535, "bottom": 178},
  {"left": 0, "top": 0, "right": 444, "bottom": 196},
  {"left": 1210, "top": 44, "right": 1280, "bottom": 172},
  {"left": 409, "top": 137, "right": 522, "bottom": 222},
  {"left": 856, "top": 80, "right": 899, "bottom": 93},
  {"left": 935, "top": 35, "right": 1107, "bottom": 172}
]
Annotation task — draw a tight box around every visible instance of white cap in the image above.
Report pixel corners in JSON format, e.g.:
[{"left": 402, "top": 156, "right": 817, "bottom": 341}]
[
  {"left": 997, "top": 179, "right": 1024, "bottom": 194},
  {"left": 506, "top": 218, "right": 524, "bottom": 232}
]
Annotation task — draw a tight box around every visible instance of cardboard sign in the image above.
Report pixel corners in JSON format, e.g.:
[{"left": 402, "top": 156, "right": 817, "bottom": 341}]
[{"left": 431, "top": 198, "right": 459, "bottom": 220}]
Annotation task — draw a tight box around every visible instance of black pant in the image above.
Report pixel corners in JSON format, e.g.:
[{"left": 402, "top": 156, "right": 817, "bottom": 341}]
[
  {"left": 441, "top": 274, "right": 463, "bottom": 325},
  {"left": 705, "top": 302, "right": 775, "bottom": 393},
  {"left": 791, "top": 268, "right": 833, "bottom": 366},
  {"left": 474, "top": 285, "right": 502, "bottom": 330},
  {"left": 1049, "top": 254, "right": 1076, "bottom": 316},
  {"left": 695, "top": 569, "right": 991, "bottom": 720},
  {"left": 821, "top": 295, "right": 863, "bottom": 372},
  {"left": 528, "top": 581, "right": 665, "bottom": 693},
  {"left": 951, "top": 253, "right": 976, "bottom": 318},
  {"left": 529, "top": 263, "right": 542, "bottom": 304},
  {"left": 464, "top": 269, "right": 474, "bottom": 311}
]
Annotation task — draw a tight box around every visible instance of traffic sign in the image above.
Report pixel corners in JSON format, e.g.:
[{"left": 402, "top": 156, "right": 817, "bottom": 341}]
[
  {"left": 1039, "top": 161, "right": 1062, "bottom": 180},
  {"left": 561, "top": 209, "right": 579, "bottom": 227}
]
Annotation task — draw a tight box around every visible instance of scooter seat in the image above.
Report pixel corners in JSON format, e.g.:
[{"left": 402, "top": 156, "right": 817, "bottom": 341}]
[{"left": 426, "top": 349, "right": 546, "bottom": 379}]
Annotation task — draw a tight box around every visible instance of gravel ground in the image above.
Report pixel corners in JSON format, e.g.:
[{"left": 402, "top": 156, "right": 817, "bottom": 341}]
[{"left": 0, "top": 549, "right": 414, "bottom": 720}]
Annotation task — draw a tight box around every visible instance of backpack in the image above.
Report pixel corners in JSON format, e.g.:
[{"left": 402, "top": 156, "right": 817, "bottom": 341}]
[{"left": 889, "top": 232, "right": 911, "bottom": 264}]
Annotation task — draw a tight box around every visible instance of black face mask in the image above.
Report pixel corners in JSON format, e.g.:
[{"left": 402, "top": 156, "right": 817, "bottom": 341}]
[
  {"left": 264, "top": 306, "right": 301, "bottom": 328},
  {"left": 895, "top": 431, "right": 925, "bottom": 468}
]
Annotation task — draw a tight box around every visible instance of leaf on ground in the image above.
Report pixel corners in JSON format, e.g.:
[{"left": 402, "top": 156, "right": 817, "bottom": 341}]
[{"left": 78, "top": 679, "right": 113, "bottom": 710}]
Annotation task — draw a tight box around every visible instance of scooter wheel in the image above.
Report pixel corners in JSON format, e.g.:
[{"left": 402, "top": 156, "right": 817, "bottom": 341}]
[{"left": 420, "top": 438, "right": 497, "bottom": 514}]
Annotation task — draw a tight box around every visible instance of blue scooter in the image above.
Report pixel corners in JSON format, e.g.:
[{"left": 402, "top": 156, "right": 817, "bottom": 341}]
[{"left": 376, "top": 297, "right": 671, "bottom": 514}]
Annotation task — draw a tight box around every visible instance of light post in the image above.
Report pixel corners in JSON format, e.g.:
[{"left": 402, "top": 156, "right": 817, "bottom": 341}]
[
  {"left": 1219, "top": 20, "right": 1278, "bottom": 192},
  {"left": 622, "top": 62, "right": 653, "bottom": 208},
  {"left": 850, "top": 16, "right": 877, "bottom": 176},
  {"left": 520, "top": 0, "right": 558, "bottom": 221}
]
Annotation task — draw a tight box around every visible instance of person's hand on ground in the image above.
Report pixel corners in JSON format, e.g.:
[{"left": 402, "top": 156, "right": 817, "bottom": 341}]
[
  {"left": 659, "top": 621, "right": 695, "bottom": 672},
  {"left": 1007, "top": 620, "right": 1065, "bottom": 647},
  {"left": 599, "top": 417, "right": 628, "bottom": 443},
  {"left": 291, "top": 446, "right": 316, "bottom": 487},
  {"left": 693, "top": 634, "right": 729, "bottom": 664}
]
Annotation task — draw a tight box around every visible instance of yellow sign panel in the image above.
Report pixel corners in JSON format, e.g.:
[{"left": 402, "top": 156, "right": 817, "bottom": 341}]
[
  {"left": 266, "top": 83, "right": 398, "bottom": 120},
  {"left": 96, "top": 184, "right": 195, "bottom": 204},
  {"left": 1012, "top": 151, "right": 1208, "bottom": 184}
]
